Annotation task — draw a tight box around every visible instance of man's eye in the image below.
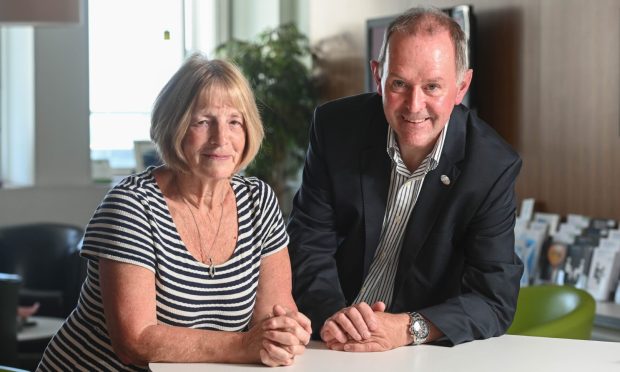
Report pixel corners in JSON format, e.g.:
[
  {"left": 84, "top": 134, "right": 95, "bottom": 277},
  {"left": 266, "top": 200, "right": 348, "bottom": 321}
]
[{"left": 392, "top": 80, "right": 406, "bottom": 89}]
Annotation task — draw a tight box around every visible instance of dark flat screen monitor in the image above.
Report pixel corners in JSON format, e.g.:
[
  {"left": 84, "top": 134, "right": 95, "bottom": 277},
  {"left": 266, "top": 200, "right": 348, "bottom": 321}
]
[{"left": 365, "top": 5, "right": 475, "bottom": 108}]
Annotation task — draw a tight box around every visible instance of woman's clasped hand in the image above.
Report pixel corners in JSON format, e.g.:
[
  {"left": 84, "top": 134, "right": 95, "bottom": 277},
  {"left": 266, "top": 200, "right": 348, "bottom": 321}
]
[{"left": 245, "top": 304, "right": 312, "bottom": 366}]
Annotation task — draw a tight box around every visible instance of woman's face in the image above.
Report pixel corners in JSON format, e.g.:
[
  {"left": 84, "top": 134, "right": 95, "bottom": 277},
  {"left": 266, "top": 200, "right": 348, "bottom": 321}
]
[{"left": 182, "top": 91, "right": 246, "bottom": 180}]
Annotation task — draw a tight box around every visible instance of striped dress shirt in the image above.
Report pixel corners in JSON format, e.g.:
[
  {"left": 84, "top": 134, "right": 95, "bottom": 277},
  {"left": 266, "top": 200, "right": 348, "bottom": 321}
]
[{"left": 354, "top": 122, "right": 448, "bottom": 308}]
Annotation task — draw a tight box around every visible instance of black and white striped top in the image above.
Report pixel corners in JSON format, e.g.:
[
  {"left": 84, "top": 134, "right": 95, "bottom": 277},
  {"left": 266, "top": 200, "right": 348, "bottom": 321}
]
[
  {"left": 354, "top": 123, "right": 448, "bottom": 308},
  {"left": 38, "top": 167, "right": 288, "bottom": 372}
]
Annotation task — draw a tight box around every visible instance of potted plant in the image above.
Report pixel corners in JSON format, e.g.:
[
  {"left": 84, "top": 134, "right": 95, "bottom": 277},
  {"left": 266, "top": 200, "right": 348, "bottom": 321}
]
[{"left": 216, "top": 23, "right": 317, "bottom": 213}]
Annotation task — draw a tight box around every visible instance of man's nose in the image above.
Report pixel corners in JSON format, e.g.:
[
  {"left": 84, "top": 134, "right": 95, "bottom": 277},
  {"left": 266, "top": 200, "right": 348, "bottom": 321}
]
[{"left": 406, "top": 87, "right": 425, "bottom": 112}]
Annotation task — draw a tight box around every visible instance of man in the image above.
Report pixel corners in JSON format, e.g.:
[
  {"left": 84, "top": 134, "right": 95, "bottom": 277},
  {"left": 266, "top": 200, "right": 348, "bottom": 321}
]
[{"left": 287, "top": 6, "right": 523, "bottom": 352}]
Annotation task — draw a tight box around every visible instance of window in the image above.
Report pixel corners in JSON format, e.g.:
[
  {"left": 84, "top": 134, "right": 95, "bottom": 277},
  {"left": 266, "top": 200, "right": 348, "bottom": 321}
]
[
  {"left": 0, "top": 0, "right": 224, "bottom": 185},
  {"left": 0, "top": 26, "right": 35, "bottom": 187},
  {"left": 88, "top": 0, "right": 185, "bottom": 174}
]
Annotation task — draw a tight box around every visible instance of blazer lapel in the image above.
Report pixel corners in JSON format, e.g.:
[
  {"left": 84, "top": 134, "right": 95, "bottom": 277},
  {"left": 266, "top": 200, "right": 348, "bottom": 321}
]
[
  {"left": 360, "top": 99, "right": 391, "bottom": 277},
  {"left": 393, "top": 106, "right": 468, "bottom": 296},
  {"left": 361, "top": 147, "right": 390, "bottom": 276}
]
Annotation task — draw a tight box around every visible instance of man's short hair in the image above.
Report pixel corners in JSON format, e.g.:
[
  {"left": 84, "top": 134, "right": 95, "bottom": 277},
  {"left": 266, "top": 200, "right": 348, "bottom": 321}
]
[{"left": 377, "top": 6, "right": 469, "bottom": 81}]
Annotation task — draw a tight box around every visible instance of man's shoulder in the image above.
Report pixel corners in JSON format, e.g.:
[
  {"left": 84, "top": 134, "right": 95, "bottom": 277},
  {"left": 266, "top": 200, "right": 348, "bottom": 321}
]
[
  {"left": 312, "top": 93, "right": 386, "bottom": 145},
  {"left": 316, "top": 92, "right": 381, "bottom": 118},
  {"left": 454, "top": 105, "right": 520, "bottom": 163}
]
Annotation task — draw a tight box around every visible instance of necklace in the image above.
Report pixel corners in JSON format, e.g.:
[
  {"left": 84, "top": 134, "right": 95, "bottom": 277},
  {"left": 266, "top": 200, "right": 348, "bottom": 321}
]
[{"left": 180, "top": 187, "right": 227, "bottom": 278}]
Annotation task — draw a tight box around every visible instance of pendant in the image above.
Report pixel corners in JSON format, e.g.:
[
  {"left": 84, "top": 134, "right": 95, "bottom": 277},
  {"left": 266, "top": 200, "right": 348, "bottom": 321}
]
[{"left": 208, "top": 257, "right": 216, "bottom": 278}]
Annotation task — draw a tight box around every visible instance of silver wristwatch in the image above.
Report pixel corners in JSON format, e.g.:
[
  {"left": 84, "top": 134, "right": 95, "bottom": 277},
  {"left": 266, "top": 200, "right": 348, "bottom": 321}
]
[{"left": 408, "top": 312, "right": 429, "bottom": 345}]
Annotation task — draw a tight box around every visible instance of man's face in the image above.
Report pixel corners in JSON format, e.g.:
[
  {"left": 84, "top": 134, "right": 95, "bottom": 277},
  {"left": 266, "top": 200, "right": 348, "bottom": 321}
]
[{"left": 372, "top": 29, "right": 472, "bottom": 156}]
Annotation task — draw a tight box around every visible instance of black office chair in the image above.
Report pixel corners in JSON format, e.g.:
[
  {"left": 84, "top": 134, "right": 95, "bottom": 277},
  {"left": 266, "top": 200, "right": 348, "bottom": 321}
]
[
  {"left": 0, "top": 273, "right": 21, "bottom": 367},
  {"left": 0, "top": 223, "right": 86, "bottom": 318}
]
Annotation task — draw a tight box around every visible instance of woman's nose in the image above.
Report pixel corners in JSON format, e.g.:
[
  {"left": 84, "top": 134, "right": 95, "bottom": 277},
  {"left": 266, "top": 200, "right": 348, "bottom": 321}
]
[{"left": 208, "top": 122, "right": 228, "bottom": 145}]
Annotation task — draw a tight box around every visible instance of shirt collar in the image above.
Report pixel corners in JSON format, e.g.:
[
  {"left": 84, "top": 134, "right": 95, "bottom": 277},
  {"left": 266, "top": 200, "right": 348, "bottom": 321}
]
[{"left": 387, "top": 120, "right": 449, "bottom": 178}]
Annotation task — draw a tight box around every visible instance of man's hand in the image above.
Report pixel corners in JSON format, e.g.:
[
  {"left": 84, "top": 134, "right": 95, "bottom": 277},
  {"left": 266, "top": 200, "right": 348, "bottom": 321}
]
[
  {"left": 320, "top": 302, "right": 386, "bottom": 345},
  {"left": 321, "top": 302, "right": 412, "bottom": 352},
  {"left": 330, "top": 311, "right": 411, "bottom": 352}
]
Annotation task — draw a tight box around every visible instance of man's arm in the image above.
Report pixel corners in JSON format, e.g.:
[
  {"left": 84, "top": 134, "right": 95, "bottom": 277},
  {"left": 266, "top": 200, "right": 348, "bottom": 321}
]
[
  {"left": 419, "top": 156, "right": 524, "bottom": 345},
  {"left": 287, "top": 108, "right": 347, "bottom": 337},
  {"left": 328, "top": 155, "right": 523, "bottom": 350}
]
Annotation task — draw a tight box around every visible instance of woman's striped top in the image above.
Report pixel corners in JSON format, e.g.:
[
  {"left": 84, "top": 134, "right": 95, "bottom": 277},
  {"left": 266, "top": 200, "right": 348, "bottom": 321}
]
[{"left": 37, "top": 167, "right": 289, "bottom": 371}]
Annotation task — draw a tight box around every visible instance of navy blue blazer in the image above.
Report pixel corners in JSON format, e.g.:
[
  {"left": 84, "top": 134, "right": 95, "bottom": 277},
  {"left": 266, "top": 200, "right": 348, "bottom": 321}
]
[{"left": 287, "top": 93, "right": 523, "bottom": 345}]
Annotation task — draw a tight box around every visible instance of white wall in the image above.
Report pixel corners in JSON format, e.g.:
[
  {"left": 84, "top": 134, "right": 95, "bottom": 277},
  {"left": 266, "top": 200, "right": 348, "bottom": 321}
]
[
  {"left": 34, "top": 17, "right": 91, "bottom": 186},
  {"left": 305, "top": 0, "right": 420, "bottom": 99},
  {"left": 231, "top": 0, "right": 280, "bottom": 41},
  {"left": 0, "top": 0, "right": 106, "bottom": 228},
  {"left": 307, "top": 0, "right": 411, "bottom": 49}
]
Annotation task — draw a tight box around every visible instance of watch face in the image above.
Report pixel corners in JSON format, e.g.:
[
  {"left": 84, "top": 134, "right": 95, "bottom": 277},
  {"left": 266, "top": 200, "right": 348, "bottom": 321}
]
[
  {"left": 413, "top": 318, "right": 429, "bottom": 338},
  {"left": 409, "top": 313, "right": 429, "bottom": 345}
]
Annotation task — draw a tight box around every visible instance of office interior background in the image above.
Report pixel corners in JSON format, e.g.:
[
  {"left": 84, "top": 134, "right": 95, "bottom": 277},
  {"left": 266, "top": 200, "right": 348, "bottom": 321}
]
[
  {"left": 0, "top": 0, "right": 619, "bottom": 338},
  {"left": 0, "top": 0, "right": 619, "bottom": 227}
]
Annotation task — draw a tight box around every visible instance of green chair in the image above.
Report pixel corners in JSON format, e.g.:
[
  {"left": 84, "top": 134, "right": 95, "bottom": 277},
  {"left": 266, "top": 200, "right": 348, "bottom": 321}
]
[{"left": 507, "top": 285, "right": 596, "bottom": 340}]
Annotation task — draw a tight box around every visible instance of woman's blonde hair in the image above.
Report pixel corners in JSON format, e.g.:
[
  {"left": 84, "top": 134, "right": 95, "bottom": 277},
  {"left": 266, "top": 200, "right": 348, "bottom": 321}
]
[{"left": 150, "top": 54, "right": 264, "bottom": 173}]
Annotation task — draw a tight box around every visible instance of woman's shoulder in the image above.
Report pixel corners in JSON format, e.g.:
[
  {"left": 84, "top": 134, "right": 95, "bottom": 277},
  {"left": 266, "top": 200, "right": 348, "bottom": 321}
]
[
  {"left": 104, "top": 166, "right": 162, "bottom": 203},
  {"left": 232, "top": 174, "right": 272, "bottom": 193},
  {"left": 110, "top": 166, "right": 158, "bottom": 191},
  {"left": 231, "top": 174, "right": 278, "bottom": 205}
]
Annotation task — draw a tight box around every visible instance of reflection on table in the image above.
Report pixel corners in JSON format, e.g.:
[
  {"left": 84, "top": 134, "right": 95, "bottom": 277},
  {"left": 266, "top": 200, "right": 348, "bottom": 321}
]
[
  {"left": 17, "top": 316, "right": 63, "bottom": 342},
  {"left": 15, "top": 316, "right": 63, "bottom": 370},
  {"left": 149, "top": 335, "right": 620, "bottom": 372}
]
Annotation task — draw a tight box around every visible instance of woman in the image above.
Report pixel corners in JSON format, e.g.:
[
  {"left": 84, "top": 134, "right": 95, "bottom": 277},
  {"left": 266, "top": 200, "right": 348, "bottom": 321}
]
[{"left": 38, "top": 55, "right": 311, "bottom": 371}]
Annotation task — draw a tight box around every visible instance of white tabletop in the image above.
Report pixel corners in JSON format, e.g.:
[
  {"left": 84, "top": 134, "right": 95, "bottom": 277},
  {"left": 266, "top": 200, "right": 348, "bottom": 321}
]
[
  {"left": 17, "top": 315, "right": 64, "bottom": 342},
  {"left": 149, "top": 335, "right": 620, "bottom": 372}
]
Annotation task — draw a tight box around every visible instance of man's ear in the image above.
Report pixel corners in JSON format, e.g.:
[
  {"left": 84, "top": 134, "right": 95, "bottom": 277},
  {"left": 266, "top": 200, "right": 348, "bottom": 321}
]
[
  {"left": 370, "top": 60, "right": 383, "bottom": 95},
  {"left": 455, "top": 69, "right": 473, "bottom": 104}
]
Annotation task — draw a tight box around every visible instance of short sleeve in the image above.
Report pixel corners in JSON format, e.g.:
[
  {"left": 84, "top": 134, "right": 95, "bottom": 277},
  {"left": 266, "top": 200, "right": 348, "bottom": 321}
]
[
  {"left": 256, "top": 181, "right": 289, "bottom": 257},
  {"left": 80, "top": 186, "right": 157, "bottom": 273}
]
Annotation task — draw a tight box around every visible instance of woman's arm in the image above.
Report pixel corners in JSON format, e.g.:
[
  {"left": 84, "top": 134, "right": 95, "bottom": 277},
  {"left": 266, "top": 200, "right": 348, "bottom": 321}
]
[
  {"left": 251, "top": 247, "right": 312, "bottom": 365},
  {"left": 99, "top": 258, "right": 263, "bottom": 366},
  {"left": 252, "top": 247, "right": 298, "bottom": 319}
]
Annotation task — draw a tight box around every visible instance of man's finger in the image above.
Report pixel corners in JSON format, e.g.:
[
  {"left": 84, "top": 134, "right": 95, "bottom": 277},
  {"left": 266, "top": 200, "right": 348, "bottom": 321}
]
[
  {"left": 352, "top": 302, "right": 378, "bottom": 334},
  {"left": 332, "top": 311, "right": 362, "bottom": 341},
  {"left": 327, "top": 341, "right": 345, "bottom": 351},
  {"left": 343, "top": 341, "right": 382, "bottom": 352},
  {"left": 370, "top": 301, "right": 386, "bottom": 313},
  {"left": 321, "top": 319, "right": 348, "bottom": 343}
]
